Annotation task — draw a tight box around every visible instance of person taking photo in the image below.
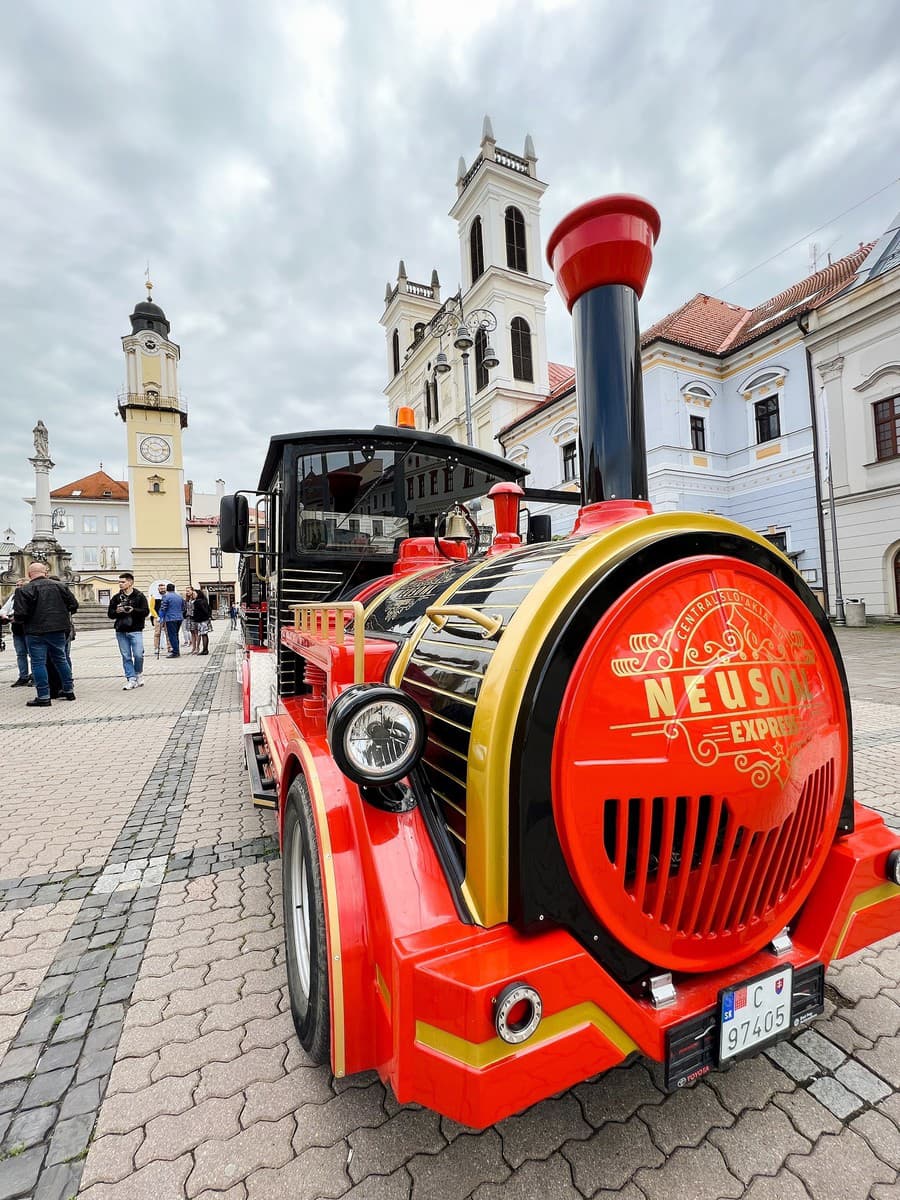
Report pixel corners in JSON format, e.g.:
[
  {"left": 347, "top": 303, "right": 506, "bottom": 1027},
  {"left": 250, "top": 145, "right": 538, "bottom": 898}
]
[{"left": 108, "top": 572, "right": 150, "bottom": 689}]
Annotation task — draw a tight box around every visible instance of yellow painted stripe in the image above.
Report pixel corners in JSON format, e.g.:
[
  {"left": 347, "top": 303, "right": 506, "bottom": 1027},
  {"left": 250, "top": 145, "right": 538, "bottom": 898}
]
[
  {"left": 295, "top": 743, "right": 346, "bottom": 1078},
  {"left": 415, "top": 1001, "right": 637, "bottom": 1069},
  {"left": 376, "top": 963, "right": 391, "bottom": 1015},
  {"left": 833, "top": 882, "right": 900, "bottom": 958}
]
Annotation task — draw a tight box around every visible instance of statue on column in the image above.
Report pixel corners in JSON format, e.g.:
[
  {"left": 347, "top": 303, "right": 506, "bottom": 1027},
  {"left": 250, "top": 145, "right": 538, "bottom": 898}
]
[{"left": 33, "top": 419, "right": 49, "bottom": 458}]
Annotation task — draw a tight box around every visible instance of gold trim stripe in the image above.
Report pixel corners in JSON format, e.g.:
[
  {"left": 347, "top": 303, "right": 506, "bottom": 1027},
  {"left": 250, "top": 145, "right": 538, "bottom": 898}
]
[
  {"left": 465, "top": 512, "right": 790, "bottom": 926},
  {"left": 415, "top": 1001, "right": 637, "bottom": 1069},
  {"left": 833, "top": 882, "right": 900, "bottom": 958},
  {"left": 295, "top": 743, "right": 346, "bottom": 1078}
]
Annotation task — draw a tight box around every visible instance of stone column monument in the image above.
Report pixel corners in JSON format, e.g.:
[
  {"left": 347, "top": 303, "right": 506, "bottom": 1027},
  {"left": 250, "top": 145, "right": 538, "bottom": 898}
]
[
  {"left": 29, "top": 420, "right": 55, "bottom": 542},
  {"left": 0, "top": 420, "right": 90, "bottom": 599}
]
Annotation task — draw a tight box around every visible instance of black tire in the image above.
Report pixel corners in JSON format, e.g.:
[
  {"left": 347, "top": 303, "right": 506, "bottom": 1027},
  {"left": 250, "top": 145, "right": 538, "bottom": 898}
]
[{"left": 282, "top": 775, "right": 331, "bottom": 1064}]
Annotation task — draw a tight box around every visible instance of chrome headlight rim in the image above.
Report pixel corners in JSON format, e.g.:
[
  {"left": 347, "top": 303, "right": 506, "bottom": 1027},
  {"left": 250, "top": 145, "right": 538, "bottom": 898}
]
[{"left": 327, "top": 684, "right": 426, "bottom": 786}]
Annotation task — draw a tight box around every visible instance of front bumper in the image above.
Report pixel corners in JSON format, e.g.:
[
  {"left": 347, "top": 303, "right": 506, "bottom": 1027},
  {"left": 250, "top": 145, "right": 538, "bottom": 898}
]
[{"left": 380, "top": 803, "right": 900, "bottom": 1127}]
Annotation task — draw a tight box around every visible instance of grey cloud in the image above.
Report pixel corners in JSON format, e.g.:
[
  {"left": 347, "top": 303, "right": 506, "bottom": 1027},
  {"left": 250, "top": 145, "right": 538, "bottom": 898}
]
[{"left": 1, "top": 0, "right": 899, "bottom": 529}]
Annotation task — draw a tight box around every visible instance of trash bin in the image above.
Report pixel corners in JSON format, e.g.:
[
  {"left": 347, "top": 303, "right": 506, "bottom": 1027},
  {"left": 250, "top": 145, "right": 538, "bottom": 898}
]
[{"left": 845, "top": 598, "right": 866, "bottom": 627}]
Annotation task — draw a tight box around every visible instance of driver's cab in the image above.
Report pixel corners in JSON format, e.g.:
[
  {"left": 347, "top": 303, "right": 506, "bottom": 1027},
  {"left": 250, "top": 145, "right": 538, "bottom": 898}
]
[{"left": 221, "top": 426, "right": 534, "bottom": 692}]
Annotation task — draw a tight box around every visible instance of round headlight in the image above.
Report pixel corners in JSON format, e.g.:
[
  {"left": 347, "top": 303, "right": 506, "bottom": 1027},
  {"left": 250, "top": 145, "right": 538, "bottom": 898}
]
[{"left": 327, "top": 685, "right": 426, "bottom": 786}]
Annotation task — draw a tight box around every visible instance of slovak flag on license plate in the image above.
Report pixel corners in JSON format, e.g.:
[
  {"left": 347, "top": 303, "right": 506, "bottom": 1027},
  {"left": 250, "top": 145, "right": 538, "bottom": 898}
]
[{"left": 775, "top": 978, "right": 785, "bottom": 995}]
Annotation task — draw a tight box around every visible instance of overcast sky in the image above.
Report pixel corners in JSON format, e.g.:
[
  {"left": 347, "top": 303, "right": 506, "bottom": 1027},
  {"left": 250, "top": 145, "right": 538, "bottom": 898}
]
[{"left": 2, "top": 0, "right": 899, "bottom": 539}]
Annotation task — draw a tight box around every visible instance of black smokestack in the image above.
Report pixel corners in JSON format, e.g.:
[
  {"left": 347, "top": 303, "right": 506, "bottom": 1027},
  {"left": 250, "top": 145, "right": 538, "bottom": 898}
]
[{"left": 546, "top": 196, "right": 661, "bottom": 506}]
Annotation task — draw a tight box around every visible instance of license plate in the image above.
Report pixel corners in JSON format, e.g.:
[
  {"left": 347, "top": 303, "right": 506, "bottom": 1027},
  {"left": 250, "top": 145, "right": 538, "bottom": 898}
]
[{"left": 719, "top": 965, "right": 793, "bottom": 1063}]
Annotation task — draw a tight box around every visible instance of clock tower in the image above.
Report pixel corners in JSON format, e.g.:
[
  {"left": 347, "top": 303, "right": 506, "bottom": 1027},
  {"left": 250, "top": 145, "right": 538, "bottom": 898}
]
[{"left": 118, "top": 283, "right": 190, "bottom": 590}]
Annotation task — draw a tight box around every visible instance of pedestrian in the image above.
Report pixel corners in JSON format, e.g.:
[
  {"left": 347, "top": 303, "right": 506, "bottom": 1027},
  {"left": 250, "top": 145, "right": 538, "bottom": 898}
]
[
  {"left": 0, "top": 580, "right": 32, "bottom": 687},
  {"left": 152, "top": 583, "right": 166, "bottom": 655},
  {"left": 13, "top": 561, "right": 78, "bottom": 706},
  {"left": 45, "top": 575, "right": 76, "bottom": 697},
  {"left": 182, "top": 588, "right": 194, "bottom": 650},
  {"left": 158, "top": 583, "right": 184, "bottom": 657},
  {"left": 192, "top": 584, "right": 212, "bottom": 655},
  {"left": 229, "top": 601, "right": 238, "bottom": 630},
  {"left": 108, "top": 572, "right": 150, "bottom": 689}
]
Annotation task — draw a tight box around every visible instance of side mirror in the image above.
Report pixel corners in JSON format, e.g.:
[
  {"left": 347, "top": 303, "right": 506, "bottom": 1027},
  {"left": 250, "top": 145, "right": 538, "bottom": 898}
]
[
  {"left": 220, "top": 494, "right": 249, "bottom": 553},
  {"left": 527, "top": 513, "right": 552, "bottom": 544}
]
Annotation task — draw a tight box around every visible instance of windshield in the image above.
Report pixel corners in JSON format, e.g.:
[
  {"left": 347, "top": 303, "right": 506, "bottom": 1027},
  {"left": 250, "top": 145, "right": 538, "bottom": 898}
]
[{"left": 294, "top": 443, "right": 510, "bottom": 557}]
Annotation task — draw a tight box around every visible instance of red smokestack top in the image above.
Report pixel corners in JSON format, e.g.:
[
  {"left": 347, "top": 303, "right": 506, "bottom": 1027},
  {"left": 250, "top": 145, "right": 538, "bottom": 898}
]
[
  {"left": 545, "top": 195, "right": 661, "bottom": 506},
  {"left": 546, "top": 195, "right": 661, "bottom": 311}
]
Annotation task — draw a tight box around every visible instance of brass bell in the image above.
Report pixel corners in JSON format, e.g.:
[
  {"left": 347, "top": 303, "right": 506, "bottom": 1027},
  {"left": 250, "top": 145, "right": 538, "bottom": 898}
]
[{"left": 444, "top": 506, "right": 470, "bottom": 541}]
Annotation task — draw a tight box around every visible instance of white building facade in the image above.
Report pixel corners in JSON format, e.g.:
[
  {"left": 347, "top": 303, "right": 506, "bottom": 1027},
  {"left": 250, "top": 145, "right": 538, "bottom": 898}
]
[
  {"left": 807, "top": 211, "right": 900, "bottom": 619},
  {"left": 30, "top": 470, "right": 132, "bottom": 573}
]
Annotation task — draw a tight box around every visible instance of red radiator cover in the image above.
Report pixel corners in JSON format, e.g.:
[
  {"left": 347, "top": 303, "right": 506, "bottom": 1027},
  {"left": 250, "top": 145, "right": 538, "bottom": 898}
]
[{"left": 552, "top": 555, "right": 848, "bottom": 972}]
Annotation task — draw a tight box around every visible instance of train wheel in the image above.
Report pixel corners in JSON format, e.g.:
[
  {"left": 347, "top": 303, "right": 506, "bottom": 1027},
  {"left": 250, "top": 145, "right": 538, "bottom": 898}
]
[{"left": 282, "top": 775, "right": 331, "bottom": 1064}]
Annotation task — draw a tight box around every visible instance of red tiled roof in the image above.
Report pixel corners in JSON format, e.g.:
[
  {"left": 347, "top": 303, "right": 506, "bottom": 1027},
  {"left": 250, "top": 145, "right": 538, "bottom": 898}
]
[
  {"left": 547, "top": 361, "right": 574, "bottom": 394},
  {"left": 642, "top": 294, "right": 748, "bottom": 355},
  {"left": 51, "top": 471, "right": 128, "bottom": 500},
  {"left": 50, "top": 472, "right": 193, "bottom": 506},
  {"left": 642, "top": 243, "right": 875, "bottom": 355}
]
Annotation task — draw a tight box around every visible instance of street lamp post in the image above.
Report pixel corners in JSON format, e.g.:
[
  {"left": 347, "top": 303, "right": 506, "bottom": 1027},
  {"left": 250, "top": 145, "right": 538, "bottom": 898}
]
[{"left": 429, "top": 292, "right": 499, "bottom": 446}]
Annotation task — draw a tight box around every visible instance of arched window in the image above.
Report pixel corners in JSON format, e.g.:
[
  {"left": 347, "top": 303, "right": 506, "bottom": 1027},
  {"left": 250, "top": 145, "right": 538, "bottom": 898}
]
[
  {"left": 470, "top": 217, "right": 485, "bottom": 283},
  {"left": 392, "top": 329, "right": 400, "bottom": 376},
  {"left": 423, "top": 379, "right": 431, "bottom": 425},
  {"left": 475, "top": 328, "right": 489, "bottom": 392},
  {"left": 505, "top": 206, "right": 527, "bottom": 273},
  {"left": 413, "top": 322, "right": 425, "bottom": 343},
  {"left": 431, "top": 377, "right": 439, "bottom": 423},
  {"left": 510, "top": 317, "right": 533, "bottom": 382}
]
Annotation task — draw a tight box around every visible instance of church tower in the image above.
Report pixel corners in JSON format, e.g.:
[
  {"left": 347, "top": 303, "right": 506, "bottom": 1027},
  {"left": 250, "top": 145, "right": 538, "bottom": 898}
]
[
  {"left": 381, "top": 118, "right": 551, "bottom": 452},
  {"left": 118, "top": 283, "right": 190, "bottom": 590},
  {"left": 448, "top": 117, "right": 551, "bottom": 446}
]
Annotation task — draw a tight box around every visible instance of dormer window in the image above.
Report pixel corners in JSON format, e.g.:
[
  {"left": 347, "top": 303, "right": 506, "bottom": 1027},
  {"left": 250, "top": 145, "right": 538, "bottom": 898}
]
[{"left": 505, "top": 206, "right": 527, "bottom": 273}]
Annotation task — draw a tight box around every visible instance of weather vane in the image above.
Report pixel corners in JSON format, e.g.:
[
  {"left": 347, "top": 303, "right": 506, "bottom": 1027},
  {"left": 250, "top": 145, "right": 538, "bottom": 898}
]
[{"left": 145, "top": 261, "right": 153, "bottom": 300}]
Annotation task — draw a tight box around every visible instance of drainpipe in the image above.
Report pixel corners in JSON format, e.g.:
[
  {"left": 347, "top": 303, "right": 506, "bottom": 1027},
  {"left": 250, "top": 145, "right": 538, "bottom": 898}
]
[{"left": 798, "top": 317, "right": 830, "bottom": 615}]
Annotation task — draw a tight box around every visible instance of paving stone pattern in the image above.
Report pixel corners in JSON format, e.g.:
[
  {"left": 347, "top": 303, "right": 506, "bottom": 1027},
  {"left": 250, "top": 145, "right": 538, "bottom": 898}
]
[{"left": 0, "top": 624, "right": 899, "bottom": 1198}]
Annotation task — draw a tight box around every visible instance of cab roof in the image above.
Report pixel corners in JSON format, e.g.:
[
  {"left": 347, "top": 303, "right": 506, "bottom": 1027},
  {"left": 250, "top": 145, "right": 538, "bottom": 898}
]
[{"left": 258, "top": 425, "right": 528, "bottom": 493}]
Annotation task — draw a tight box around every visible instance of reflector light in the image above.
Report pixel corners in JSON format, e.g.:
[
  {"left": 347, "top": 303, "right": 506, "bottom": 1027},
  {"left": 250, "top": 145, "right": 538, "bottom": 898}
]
[{"left": 494, "top": 982, "right": 542, "bottom": 1045}]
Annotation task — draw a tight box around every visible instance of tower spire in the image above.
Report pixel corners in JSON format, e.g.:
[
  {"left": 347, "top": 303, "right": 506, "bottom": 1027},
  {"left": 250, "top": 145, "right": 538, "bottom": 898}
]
[{"left": 144, "top": 262, "right": 153, "bottom": 301}]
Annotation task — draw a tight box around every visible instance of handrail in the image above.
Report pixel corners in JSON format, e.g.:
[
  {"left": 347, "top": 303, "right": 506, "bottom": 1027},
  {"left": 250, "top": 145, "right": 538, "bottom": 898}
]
[
  {"left": 290, "top": 602, "right": 366, "bottom": 684},
  {"left": 425, "top": 605, "right": 502, "bottom": 639}
]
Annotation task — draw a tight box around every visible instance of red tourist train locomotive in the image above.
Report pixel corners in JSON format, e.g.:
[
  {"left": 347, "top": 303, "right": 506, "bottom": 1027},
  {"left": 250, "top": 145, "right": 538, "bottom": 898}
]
[{"left": 221, "top": 196, "right": 900, "bottom": 1127}]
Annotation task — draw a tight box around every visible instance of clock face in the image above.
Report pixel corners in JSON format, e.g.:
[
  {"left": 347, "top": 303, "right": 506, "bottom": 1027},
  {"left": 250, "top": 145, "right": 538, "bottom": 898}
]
[
  {"left": 140, "top": 436, "right": 171, "bottom": 464},
  {"left": 143, "top": 338, "right": 159, "bottom": 353}
]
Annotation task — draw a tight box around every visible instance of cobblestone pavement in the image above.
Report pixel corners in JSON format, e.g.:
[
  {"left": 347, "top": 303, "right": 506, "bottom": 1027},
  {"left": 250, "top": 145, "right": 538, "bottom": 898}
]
[{"left": 0, "top": 623, "right": 898, "bottom": 1199}]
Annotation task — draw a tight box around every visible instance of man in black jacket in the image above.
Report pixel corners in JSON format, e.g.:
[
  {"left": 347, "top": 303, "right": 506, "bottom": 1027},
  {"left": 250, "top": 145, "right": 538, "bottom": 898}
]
[
  {"left": 108, "top": 572, "right": 151, "bottom": 689},
  {"left": 13, "top": 562, "right": 78, "bottom": 706}
]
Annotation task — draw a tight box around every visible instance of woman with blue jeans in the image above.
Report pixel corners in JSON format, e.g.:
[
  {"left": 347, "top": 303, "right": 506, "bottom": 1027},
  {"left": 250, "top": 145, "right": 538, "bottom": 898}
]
[
  {"left": 108, "top": 572, "right": 150, "bottom": 689},
  {"left": 1, "top": 581, "right": 32, "bottom": 686}
]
